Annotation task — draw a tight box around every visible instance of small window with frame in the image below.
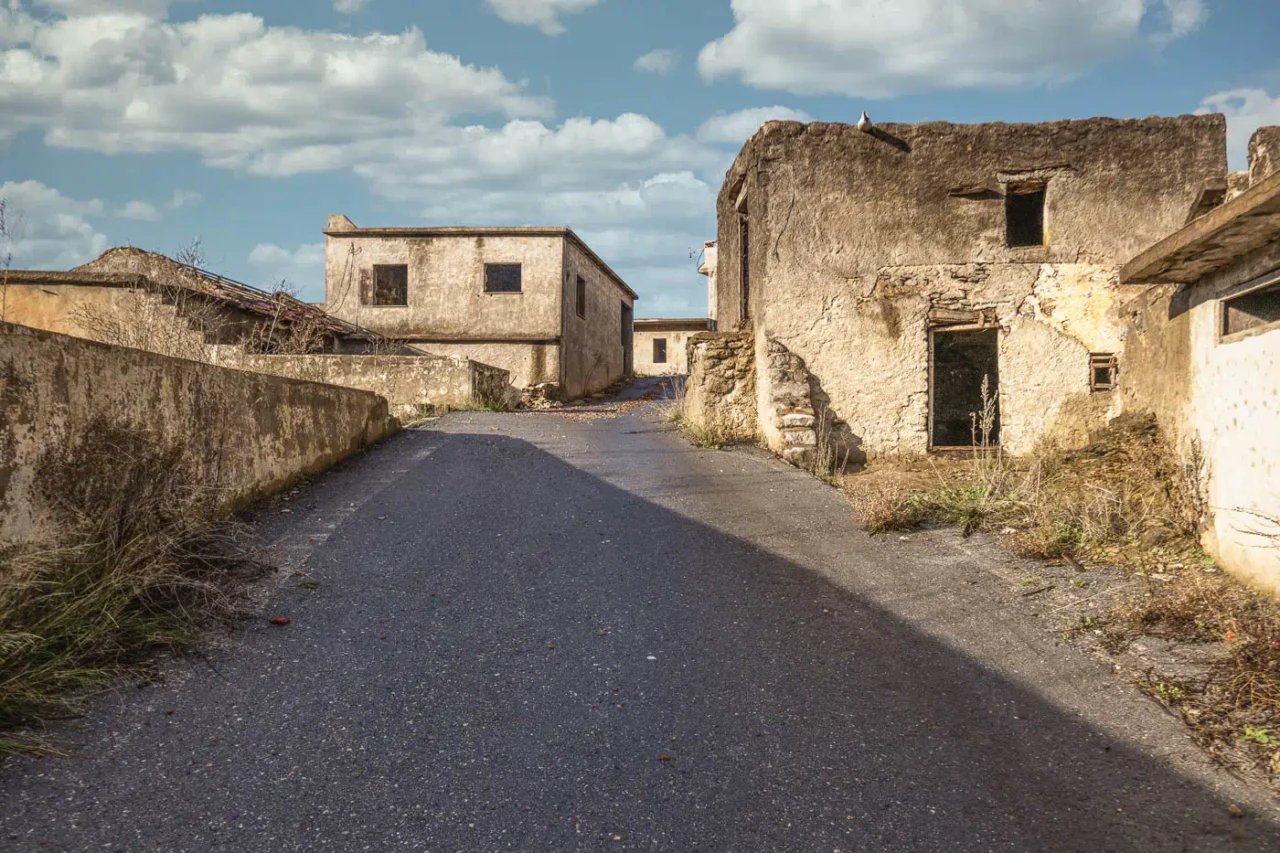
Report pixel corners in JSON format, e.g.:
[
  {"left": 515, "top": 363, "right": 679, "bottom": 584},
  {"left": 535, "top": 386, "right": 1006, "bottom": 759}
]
[
  {"left": 1221, "top": 274, "right": 1280, "bottom": 340},
  {"left": 366, "top": 264, "right": 408, "bottom": 306},
  {"left": 653, "top": 338, "right": 668, "bottom": 364},
  {"left": 484, "top": 263, "right": 523, "bottom": 294},
  {"left": 1090, "top": 353, "right": 1118, "bottom": 392},
  {"left": 576, "top": 275, "right": 587, "bottom": 319}
]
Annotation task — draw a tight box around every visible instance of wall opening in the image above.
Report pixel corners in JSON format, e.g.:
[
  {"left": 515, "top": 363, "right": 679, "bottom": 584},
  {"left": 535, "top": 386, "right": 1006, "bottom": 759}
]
[
  {"left": 653, "top": 338, "right": 668, "bottom": 364},
  {"left": 739, "top": 212, "right": 751, "bottom": 321},
  {"left": 484, "top": 263, "right": 523, "bottom": 294},
  {"left": 367, "top": 264, "right": 408, "bottom": 306},
  {"left": 621, "top": 302, "right": 633, "bottom": 375},
  {"left": 576, "top": 275, "right": 587, "bottom": 319},
  {"left": 1005, "top": 183, "right": 1046, "bottom": 247},
  {"left": 930, "top": 327, "right": 1000, "bottom": 448},
  {"left": 1090, "top": 353, "right": 1118, "bottom": 391},
  {"left": 1222, "top": 274, "right": 1280, "bottom": 339}
]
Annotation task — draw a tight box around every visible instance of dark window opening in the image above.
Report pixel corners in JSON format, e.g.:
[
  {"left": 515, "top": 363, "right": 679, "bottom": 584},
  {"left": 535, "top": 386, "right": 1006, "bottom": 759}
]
[
  {"left": 1006, "top": 183, "right": 1046, "bottom": 248},
  {"left": 1090, "top": 354, "right": 1118, "bottom": 391},
  {"left": 653, "top": 338, "right": 668, "bottom": 364},
  {"left": 576, "top": 275, "right": 587, "bottom": 319},
  {"left": 930, "top": 328, "right": 1000, "bottom": 448},
  {"left": 484, "top": 263, "right": 522, "bottom": 293},
  {"left": 739, "top": 213, "right": 751, "bottom": 320},
  {"left": 621, "top": 302, "right": 634, "bottom": 374},
  {"left": 1222, "top": 278, "right": 1280, "bottom": 338},
  {"left": 367, "top": 264, "right": 408, "bottom": 306}
]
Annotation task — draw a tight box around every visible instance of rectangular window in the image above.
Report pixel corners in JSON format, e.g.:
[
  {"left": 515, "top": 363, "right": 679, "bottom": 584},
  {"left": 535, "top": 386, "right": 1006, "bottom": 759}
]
[
  {"left": 1222, "top": 276, "right": 1280, "bottom": 339},
  {"left": 576, "top": 275, "right": 587, "bottom": 319},
  {"left": 367, "top": 264, "right": 408, "bottom": 306},
  {"left": 484, "top": 263, "right": 522, "bottom": 294},
  {"left": 653, "top": 338, "right": 668, "bottom": 364},
  {"left": 1006, "top": 183, "right": 1046, "bottom": 247},
  {"left": 1090, "top": 354, "right": 1118, "bottom": 391},
  {"left": 739, "top": 213, "right": 751, "bottom": 320}
]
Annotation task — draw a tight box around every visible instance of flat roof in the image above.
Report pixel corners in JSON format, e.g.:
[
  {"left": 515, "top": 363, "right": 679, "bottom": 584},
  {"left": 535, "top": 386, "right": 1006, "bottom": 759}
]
[
  {"left": 1121, "top": 169, "right": 1280, "bottom": 284},
  {"left": 322, "top": 225, "right": 639, "bottom": 300},
  {"left": 634, "top": 318, "right": 712, "bottom": 331}
]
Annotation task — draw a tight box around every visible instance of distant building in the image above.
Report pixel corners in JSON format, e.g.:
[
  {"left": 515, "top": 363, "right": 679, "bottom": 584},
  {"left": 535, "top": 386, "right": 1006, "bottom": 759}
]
[
  {"left": 323, "top": 217, "right": 638, "bottom": 400},
  {"left": 632, "top": 318, "right": 711, "bottom": 375},
  {"left": 697, "top": 241, "right": 718, "bottom": 328}
]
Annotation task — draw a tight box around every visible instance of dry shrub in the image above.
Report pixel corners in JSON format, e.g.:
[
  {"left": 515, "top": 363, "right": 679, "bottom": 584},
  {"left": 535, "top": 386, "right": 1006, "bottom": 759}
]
[{"left": 0, "top": 421, "right": 259, "bottom": 752}]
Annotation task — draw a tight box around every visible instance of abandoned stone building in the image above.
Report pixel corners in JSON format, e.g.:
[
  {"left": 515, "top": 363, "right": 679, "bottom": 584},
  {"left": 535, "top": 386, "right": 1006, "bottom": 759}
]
[
  {"left": 323, "top": 217, "right": 638, "bottom": 400},
  {"left": 2, "top": 247, "right": 512, "bottom": 416},
  {"left": 692, "top": 113, "right": 1229, "bottom": 464},
  {"left": 1120, "top": 131, "right": 1280, "bottom": 593},
  {"left": 632, "top": 318, "right": 711, "bottom": 375}
]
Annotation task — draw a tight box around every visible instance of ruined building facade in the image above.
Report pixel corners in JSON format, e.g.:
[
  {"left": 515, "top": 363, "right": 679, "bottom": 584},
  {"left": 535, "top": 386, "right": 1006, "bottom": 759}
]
[
  {"left": 695, "top": 114, "right": 1227, "bottom": 463},
  {"left": 323, "top": 218, "right": 637, "bottom": 400}
]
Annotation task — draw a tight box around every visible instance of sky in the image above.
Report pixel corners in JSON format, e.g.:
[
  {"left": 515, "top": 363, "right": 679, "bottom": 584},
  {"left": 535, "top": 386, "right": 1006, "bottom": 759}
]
[{"left": 1, "top": 1, "right": 1278, "bottom": 317}]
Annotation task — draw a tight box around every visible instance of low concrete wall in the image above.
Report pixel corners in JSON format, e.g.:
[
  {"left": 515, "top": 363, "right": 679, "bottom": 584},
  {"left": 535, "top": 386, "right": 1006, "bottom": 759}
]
[
  {"left": 235, "top": 353, "right": 513, "bottom": 418},
  {"left": 684, "top": 331, "right": 757, "bottom": 440},
  {"left": 0, "top": 322, "right": 397, "bottom": 552}
]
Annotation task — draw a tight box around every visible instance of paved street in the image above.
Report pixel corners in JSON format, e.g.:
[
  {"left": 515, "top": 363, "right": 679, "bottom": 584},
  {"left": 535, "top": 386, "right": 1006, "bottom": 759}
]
[{"left": 2, "top": 397, "right": 1278, "bottom": 851}]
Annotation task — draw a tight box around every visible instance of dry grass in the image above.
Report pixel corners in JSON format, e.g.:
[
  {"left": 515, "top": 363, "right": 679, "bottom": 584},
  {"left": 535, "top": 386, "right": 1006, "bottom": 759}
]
[
  {"left": 841, "top": 412, "right": 1280, "bottom": 785},
  {"left": 0, "top": 423, "right": 260, "bottom": 754}
]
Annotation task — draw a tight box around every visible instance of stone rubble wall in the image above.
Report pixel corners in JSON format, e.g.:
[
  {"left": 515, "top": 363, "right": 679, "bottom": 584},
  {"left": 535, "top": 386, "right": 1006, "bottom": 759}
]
[
  {"left": 766, "top": 340, "right": 818, "bottom": 468},
  {"left": 683, "top": 331, "right": 757, "bottom": 441}
]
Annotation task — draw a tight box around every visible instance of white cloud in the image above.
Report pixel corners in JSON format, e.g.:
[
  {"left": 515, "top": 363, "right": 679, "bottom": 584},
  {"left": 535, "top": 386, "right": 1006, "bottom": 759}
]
[
  {"left": 0, "top": 179, "right": 107, "bottom": 269},
  {"left": 333, "top": 0, "right": 369, "bottom": 13},
  {"left": 699, "top": 0, "right": 1207, "bottom": 97},
  {"left": 248, "top": 241, "right": 326, "bottom": 298},
  {"left": 166, "top": 189, "right": 202, "bottom": 210},
  {"left": 634, "top": 48, "right": 677, "bottom": 75},
  {"left": 485, "top": 0, "right": 602, "bottom": 36},
  {"left": 0, "top": 6, "right": 550, "bottom": 172},
  {"left": 117, "top": 199, "right": 160, "bottom": 221},
  {"left": 697, "top": 106, "right": 813, "bottom": 145},
  {"left": 1199, "top": 88, "right": 1280, "bottom": 171}
]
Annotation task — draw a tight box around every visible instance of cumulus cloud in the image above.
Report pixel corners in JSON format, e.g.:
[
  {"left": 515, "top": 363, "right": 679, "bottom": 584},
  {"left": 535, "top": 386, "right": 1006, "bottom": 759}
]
[
  {"left": 0, "top": 179, "right": 108, "bottom": 269},
  {"left": 697, "top": 106, "right": 814, "bottom": 145},
  {"left": 166, "top": 189, "right": 202, "bottom": 210},
  {"left": 1199, "top": 88, "right": 1280, "bottom": 171},
  {"left": 333, "top": 0, "right": 369, "bottom": 13},
  {"left": 248, "top": 241, "right": 326, "bottom": 298},
  {"left": 485, "top": 0, "right": 602, "bottom": 36},
  {"left": 117, "top": 199, "right": 160, "bottom": 221},
  {"left": 699, "top": 0, "right": 1207, "bottom": 97},
  {"left": 634, "top": 48, "right": 677, "bottom": 75}
]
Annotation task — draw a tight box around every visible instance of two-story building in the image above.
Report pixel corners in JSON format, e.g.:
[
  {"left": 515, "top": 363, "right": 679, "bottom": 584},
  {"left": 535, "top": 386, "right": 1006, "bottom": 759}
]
[{"left": 323, "top": 217, "right": 638, "bottom": 400}]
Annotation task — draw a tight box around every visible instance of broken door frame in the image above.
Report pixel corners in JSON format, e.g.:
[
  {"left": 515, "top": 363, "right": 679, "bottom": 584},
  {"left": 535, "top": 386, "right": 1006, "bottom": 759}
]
[{"left": 927, "top": 309, "right": 1001, "bottom": 452}]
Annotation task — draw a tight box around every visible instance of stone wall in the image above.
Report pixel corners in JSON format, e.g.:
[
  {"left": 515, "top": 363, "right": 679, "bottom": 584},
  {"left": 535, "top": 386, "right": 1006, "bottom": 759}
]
[
  {"left": 0, "top": 322, "right": 397, "bottom": 553},
  {"left": 235, "top": 353, "right": 514, "bottom": 417},
  {"left": 683, "top": 331, "right": 757, "bottom": 441}
]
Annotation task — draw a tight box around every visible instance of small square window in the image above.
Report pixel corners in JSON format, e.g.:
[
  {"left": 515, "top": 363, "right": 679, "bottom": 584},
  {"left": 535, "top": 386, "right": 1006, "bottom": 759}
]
[
  {"left": 653, "top": 338, "right": 668, "bottom": 364},
  {"left": 1222, "top": 277, "right": 1280, "bottom": 339},
  {"left": 484, "top": 263, "right": 522, "bottom": 294},
  {"left": 576, "top": 275, "right": 587, "bottom": 319},
  {"left": 366, "top": 264, "right": 408, "bottom": 306},
  {"left": 1090, "top": 354, "right": 1117, "bottom": 391},
  {"left": 1006, "top": 183, "right": 1046, "bottom": 248}
]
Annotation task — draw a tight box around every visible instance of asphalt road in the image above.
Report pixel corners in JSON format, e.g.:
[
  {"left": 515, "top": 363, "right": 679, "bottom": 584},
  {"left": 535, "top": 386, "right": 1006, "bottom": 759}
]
[{"left": 2, "top": 396, "right": 1278, "bottom": 851}]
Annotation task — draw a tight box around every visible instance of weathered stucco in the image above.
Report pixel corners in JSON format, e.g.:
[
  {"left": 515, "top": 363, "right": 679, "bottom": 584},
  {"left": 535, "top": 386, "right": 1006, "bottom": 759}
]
[
  {"left": 633, "top": 320, "right": 709, "bottom": 375},
  {"left": 705, "top": 114, "right": 1225, "bottom": 459},
  {"left": 684, "top": 331, "right": 757, "bottom": 441},
  {"left": 561, "top": 239, "right": 631, "bottom": 397},
  {"left": 0, "top": 322, "right": 396, "bottom": 553}
]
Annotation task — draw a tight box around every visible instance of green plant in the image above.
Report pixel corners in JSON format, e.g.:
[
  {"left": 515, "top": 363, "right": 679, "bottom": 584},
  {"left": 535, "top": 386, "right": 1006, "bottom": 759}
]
[{"left": 1241, "top": 726, "right": 1274, "bottom": 746}]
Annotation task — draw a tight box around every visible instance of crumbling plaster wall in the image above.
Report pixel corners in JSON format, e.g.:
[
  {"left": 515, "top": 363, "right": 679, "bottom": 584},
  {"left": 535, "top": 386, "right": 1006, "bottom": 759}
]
[
  {"left": 560, "top": 240, "right": 631, "bottom": 398},
  {"left": 684, "top": 331, "right": 757, "bottom": 441},
  {"left": 716, "top": 115, "right": 1225, "bottom": 459},
  {"left": 0, "top": 322, "right": 396, "bottom": 554}
]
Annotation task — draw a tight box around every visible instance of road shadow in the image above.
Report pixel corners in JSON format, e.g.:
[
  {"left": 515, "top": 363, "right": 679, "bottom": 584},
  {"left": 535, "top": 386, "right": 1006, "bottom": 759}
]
[{"left": 0, "top": 428, "right": 1275, "bottom": 851}]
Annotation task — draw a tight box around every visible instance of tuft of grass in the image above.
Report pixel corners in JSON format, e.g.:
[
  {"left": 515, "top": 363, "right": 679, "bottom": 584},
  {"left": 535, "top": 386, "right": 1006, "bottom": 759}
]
[{"left": 0, "top": 423, "right": 258, "bottom": 754}]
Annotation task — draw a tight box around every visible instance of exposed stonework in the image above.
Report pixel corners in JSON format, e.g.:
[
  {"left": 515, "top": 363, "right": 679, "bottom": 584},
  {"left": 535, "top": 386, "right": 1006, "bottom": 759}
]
[
  {"left": 683, "top": 331, "right": 756, "bottom": 441},
  {"left": 766, "top": 340, "right": 817, "bottom": 467},
  {"left": 1249, "top": 126, "right": 1280, "bottom": 186}
]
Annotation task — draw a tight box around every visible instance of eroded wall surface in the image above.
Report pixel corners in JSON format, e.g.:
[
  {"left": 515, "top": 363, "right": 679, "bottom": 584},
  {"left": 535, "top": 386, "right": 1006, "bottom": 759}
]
[
  {"left": 407, "top": 341, "right": 559, "bottom": 390},
  {"left": 0, "top": 322, "right": 396, "bottom": 553},
  {"left": 684, "top": 331, "right": 757, "bottom": 441},
  {"left": 560, "top": 240, "right": 632, "bottom": 398},
  {"left": 714, "top": 116, "right": 1225, "bottom": 458}
]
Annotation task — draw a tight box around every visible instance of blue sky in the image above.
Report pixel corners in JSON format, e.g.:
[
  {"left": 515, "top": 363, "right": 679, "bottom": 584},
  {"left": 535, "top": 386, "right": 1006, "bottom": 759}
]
[{"left": 2, "top": 0, "right": 1278, "bottom": 317}]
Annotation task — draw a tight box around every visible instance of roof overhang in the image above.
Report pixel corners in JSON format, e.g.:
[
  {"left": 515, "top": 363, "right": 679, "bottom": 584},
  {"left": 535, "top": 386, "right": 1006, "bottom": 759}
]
[
  {"left": 633, "top": 318, "right": 712, "bottom": 332},
  {"left": 1121, "top": 170, "right": 1280, "bottom": 284}
]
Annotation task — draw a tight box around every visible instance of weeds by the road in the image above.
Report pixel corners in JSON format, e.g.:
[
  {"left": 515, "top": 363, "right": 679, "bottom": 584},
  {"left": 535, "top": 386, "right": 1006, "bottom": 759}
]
[
  {"left": 841, "top": 412, "right": 1280, "bottom": 787},
  {"left": 0, "top": 423, "right": 258, "bottom": 755}
]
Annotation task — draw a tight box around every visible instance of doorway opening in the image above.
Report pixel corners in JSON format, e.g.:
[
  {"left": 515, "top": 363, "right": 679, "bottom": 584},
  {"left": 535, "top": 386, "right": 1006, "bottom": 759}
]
[{"left": 930, "top": 327, "right": 1000, "bottom": 449}]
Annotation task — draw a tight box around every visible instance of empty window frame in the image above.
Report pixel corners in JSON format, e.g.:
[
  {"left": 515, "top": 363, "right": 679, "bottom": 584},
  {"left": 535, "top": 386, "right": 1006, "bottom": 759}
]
[
  {"left": 653, "top": 338, "right": 668, "bottom": 364},
  {"left": 365, "top": 264, "right": 408, "bottom": 306},
  {"left": 1006, "top": 182, "right": 1046, "bottom": 247},
  {"left": 1090, "top": 354, "right": 1118, "bottom": 391},
  {"left": 1221, "top": 274, "right": 1280, "bottom": 339},
  {"left": 484, "top": 263, "right": 522, "bottom": 294},
  {"left": 576, "top": 275, "right": 587, "bottom": 319}
]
